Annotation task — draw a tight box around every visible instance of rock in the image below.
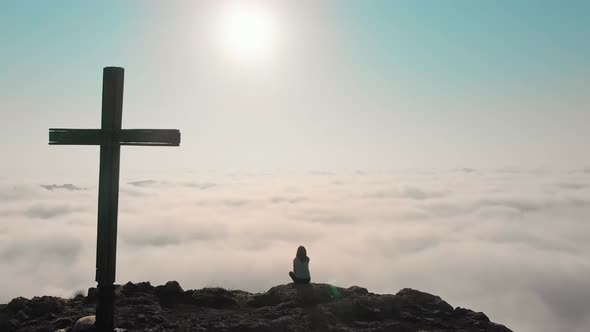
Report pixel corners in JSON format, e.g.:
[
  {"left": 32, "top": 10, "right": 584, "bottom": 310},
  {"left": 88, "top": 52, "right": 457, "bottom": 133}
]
[
  {"left": 1, "top": 281, "right": 513, "bottom": 332},
  {"left": 121, "top": 281, "right": 152, "bottom": 296},
  {"left": 28, "top": 296, "right": 64, "bottom": 316},
  {"left": 396, "top": 288, "right": 454, "bottom": 313},
  {"left": 6, "top": 297, "right": 28, "bottom": 313},
  {"left": 72, "top": 315, "right": 95, "bottom": 332},
  {"left": 52, "top": 316, "right": 74, "bottom": 329},
  {"left": 164, "top": 281, "right": 183, "bottom": 293},
  {"left": 120, "top": 282, "right": 138, "bottom": 295},
  {"left": 120, "top": 281, "right": 153, "bottom": 295},
  {"left": 248, "top": 283, "right": 367, "bottom": 308},
  {"left": 184, "top": 287, "right": 237, "bottom": 308},
  {"left": 4, "top": 318, "right": 20, "bottom": 329},
  {"left": 16, "top": 310, "right": 29, "bottom": 320},
  {"left": 247, "top": 290, "right": 283, "bottom": 308},
  {"left": 85, "top": 288, "right": 97, "bottom": 304},
  {"left": 31, "top": 326, "right": 53, "bottom": 332},
  {"left": 488, "top": 322, "right": 514, "bottom": 332},
  {"left": 155, "top": 281, "right": 184, "bottom": 306},
  {"left": 455, "top": 307, "right": 489, "bottom": 319},
  {"left": 347, "top": 286, "right": 369, "bottom": 295}
]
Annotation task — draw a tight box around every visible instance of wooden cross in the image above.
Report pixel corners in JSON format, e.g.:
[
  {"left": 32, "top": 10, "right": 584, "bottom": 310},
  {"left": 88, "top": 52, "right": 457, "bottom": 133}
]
[{"left": 49, "top": 67, "right": 180, "bottom": 331}]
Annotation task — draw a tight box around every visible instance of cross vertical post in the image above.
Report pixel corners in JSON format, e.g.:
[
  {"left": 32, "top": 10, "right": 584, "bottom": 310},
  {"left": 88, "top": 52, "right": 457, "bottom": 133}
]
[{"left": 95, "top": 67, "right": 124, "bottom": 332}]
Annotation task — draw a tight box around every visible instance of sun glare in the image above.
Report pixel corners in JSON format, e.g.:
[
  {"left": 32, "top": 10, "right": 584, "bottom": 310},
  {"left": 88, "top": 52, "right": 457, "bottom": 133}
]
[{"left": 217, "top": 3, "right": 278, "bottom": 65}]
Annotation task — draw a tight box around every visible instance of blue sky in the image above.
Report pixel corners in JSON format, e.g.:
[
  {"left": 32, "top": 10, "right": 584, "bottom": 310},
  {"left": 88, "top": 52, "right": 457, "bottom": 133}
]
[
  {"left": 1, "top": 0, "right": 588, "bottom": 177},
  {"left": 345, "top": 1, "right": 590, "bottom": 83}
]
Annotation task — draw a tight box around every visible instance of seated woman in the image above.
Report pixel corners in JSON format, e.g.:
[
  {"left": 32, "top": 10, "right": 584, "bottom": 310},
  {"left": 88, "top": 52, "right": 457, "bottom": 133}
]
[{"left": 289, "top": 246, "right": 311, "bottom": 284}]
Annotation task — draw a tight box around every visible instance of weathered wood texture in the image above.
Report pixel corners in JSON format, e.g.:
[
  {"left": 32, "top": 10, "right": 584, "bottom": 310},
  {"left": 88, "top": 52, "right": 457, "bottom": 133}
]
[
  {"left": 94, "top": 67, "right": 124, "bottom": 332},
  {"left": 96, "top": 66, "right": 123, "bottom": 285},
  {"left": 49, "top": 129, "right": 180, "bottom": 146},
  {"left": 49, "top": 129, "right": 102, "bottom": 145},
  {"left": 118, "top": 129, "right": 181, "bottom": 146}
]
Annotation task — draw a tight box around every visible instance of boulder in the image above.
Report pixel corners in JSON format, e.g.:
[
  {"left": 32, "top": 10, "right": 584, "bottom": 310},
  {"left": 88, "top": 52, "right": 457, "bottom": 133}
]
[
  {"left": 155, "top": 281, "right": 184, "bottom": 306},
  {"left": 72, "top": 315, "right": 95, "bottom": 332}
]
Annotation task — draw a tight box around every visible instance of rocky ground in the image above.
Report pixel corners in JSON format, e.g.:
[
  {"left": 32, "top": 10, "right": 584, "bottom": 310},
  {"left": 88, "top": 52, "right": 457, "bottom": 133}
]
[{"left": 0, "top": 281, "right": 512, "bottom": 332}]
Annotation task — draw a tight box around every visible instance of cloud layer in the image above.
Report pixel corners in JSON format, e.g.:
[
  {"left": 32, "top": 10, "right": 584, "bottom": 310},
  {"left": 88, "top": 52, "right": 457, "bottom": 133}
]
[{"left": 1, "top": 169, "right": 589, "bottom": 332}]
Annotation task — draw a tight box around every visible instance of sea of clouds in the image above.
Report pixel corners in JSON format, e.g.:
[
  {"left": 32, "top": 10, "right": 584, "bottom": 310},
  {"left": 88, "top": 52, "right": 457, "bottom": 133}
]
[{"left": 1, "top": 168, "right": 589, "bottom": 332}]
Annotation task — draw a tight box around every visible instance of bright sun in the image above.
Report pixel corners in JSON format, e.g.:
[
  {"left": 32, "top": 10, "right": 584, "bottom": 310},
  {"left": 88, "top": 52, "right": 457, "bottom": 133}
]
[{"left": 217, "top": 3, "right": 278, "bottom": 65}]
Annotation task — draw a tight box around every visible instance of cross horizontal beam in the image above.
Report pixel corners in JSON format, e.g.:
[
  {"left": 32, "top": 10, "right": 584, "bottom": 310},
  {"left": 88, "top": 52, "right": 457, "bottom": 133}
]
[
  {"left": 49, "top": 128, "right": 181, "bottom": 146},
  {"left": 49, "top": 129, "right": 102, "bottom": 145}
]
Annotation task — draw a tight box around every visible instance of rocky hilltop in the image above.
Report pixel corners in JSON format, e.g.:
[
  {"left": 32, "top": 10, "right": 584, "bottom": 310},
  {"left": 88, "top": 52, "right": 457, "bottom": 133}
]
[{"left": 0, "top": 281, "right": 512, "bottom": 332}]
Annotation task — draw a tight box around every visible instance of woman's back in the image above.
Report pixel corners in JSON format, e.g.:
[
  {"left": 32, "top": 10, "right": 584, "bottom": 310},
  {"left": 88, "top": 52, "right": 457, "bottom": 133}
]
[
  {"left": 293, "top": 257, "right": 310, "bottom": 279},
  {"left": 289, "top": 245, "right": 311, "bottom": 284}
]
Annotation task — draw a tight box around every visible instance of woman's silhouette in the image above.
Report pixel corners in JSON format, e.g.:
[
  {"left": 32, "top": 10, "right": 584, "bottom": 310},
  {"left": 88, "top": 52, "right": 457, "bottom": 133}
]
[{"left": 289, "top": 246, "right": 311, "bottom": 284}]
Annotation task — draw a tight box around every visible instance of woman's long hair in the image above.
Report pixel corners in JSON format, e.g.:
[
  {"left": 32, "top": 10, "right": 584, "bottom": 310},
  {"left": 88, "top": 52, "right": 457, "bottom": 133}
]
[{"left": 296, "top": 246, "right": 310, "bottom": 263}]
